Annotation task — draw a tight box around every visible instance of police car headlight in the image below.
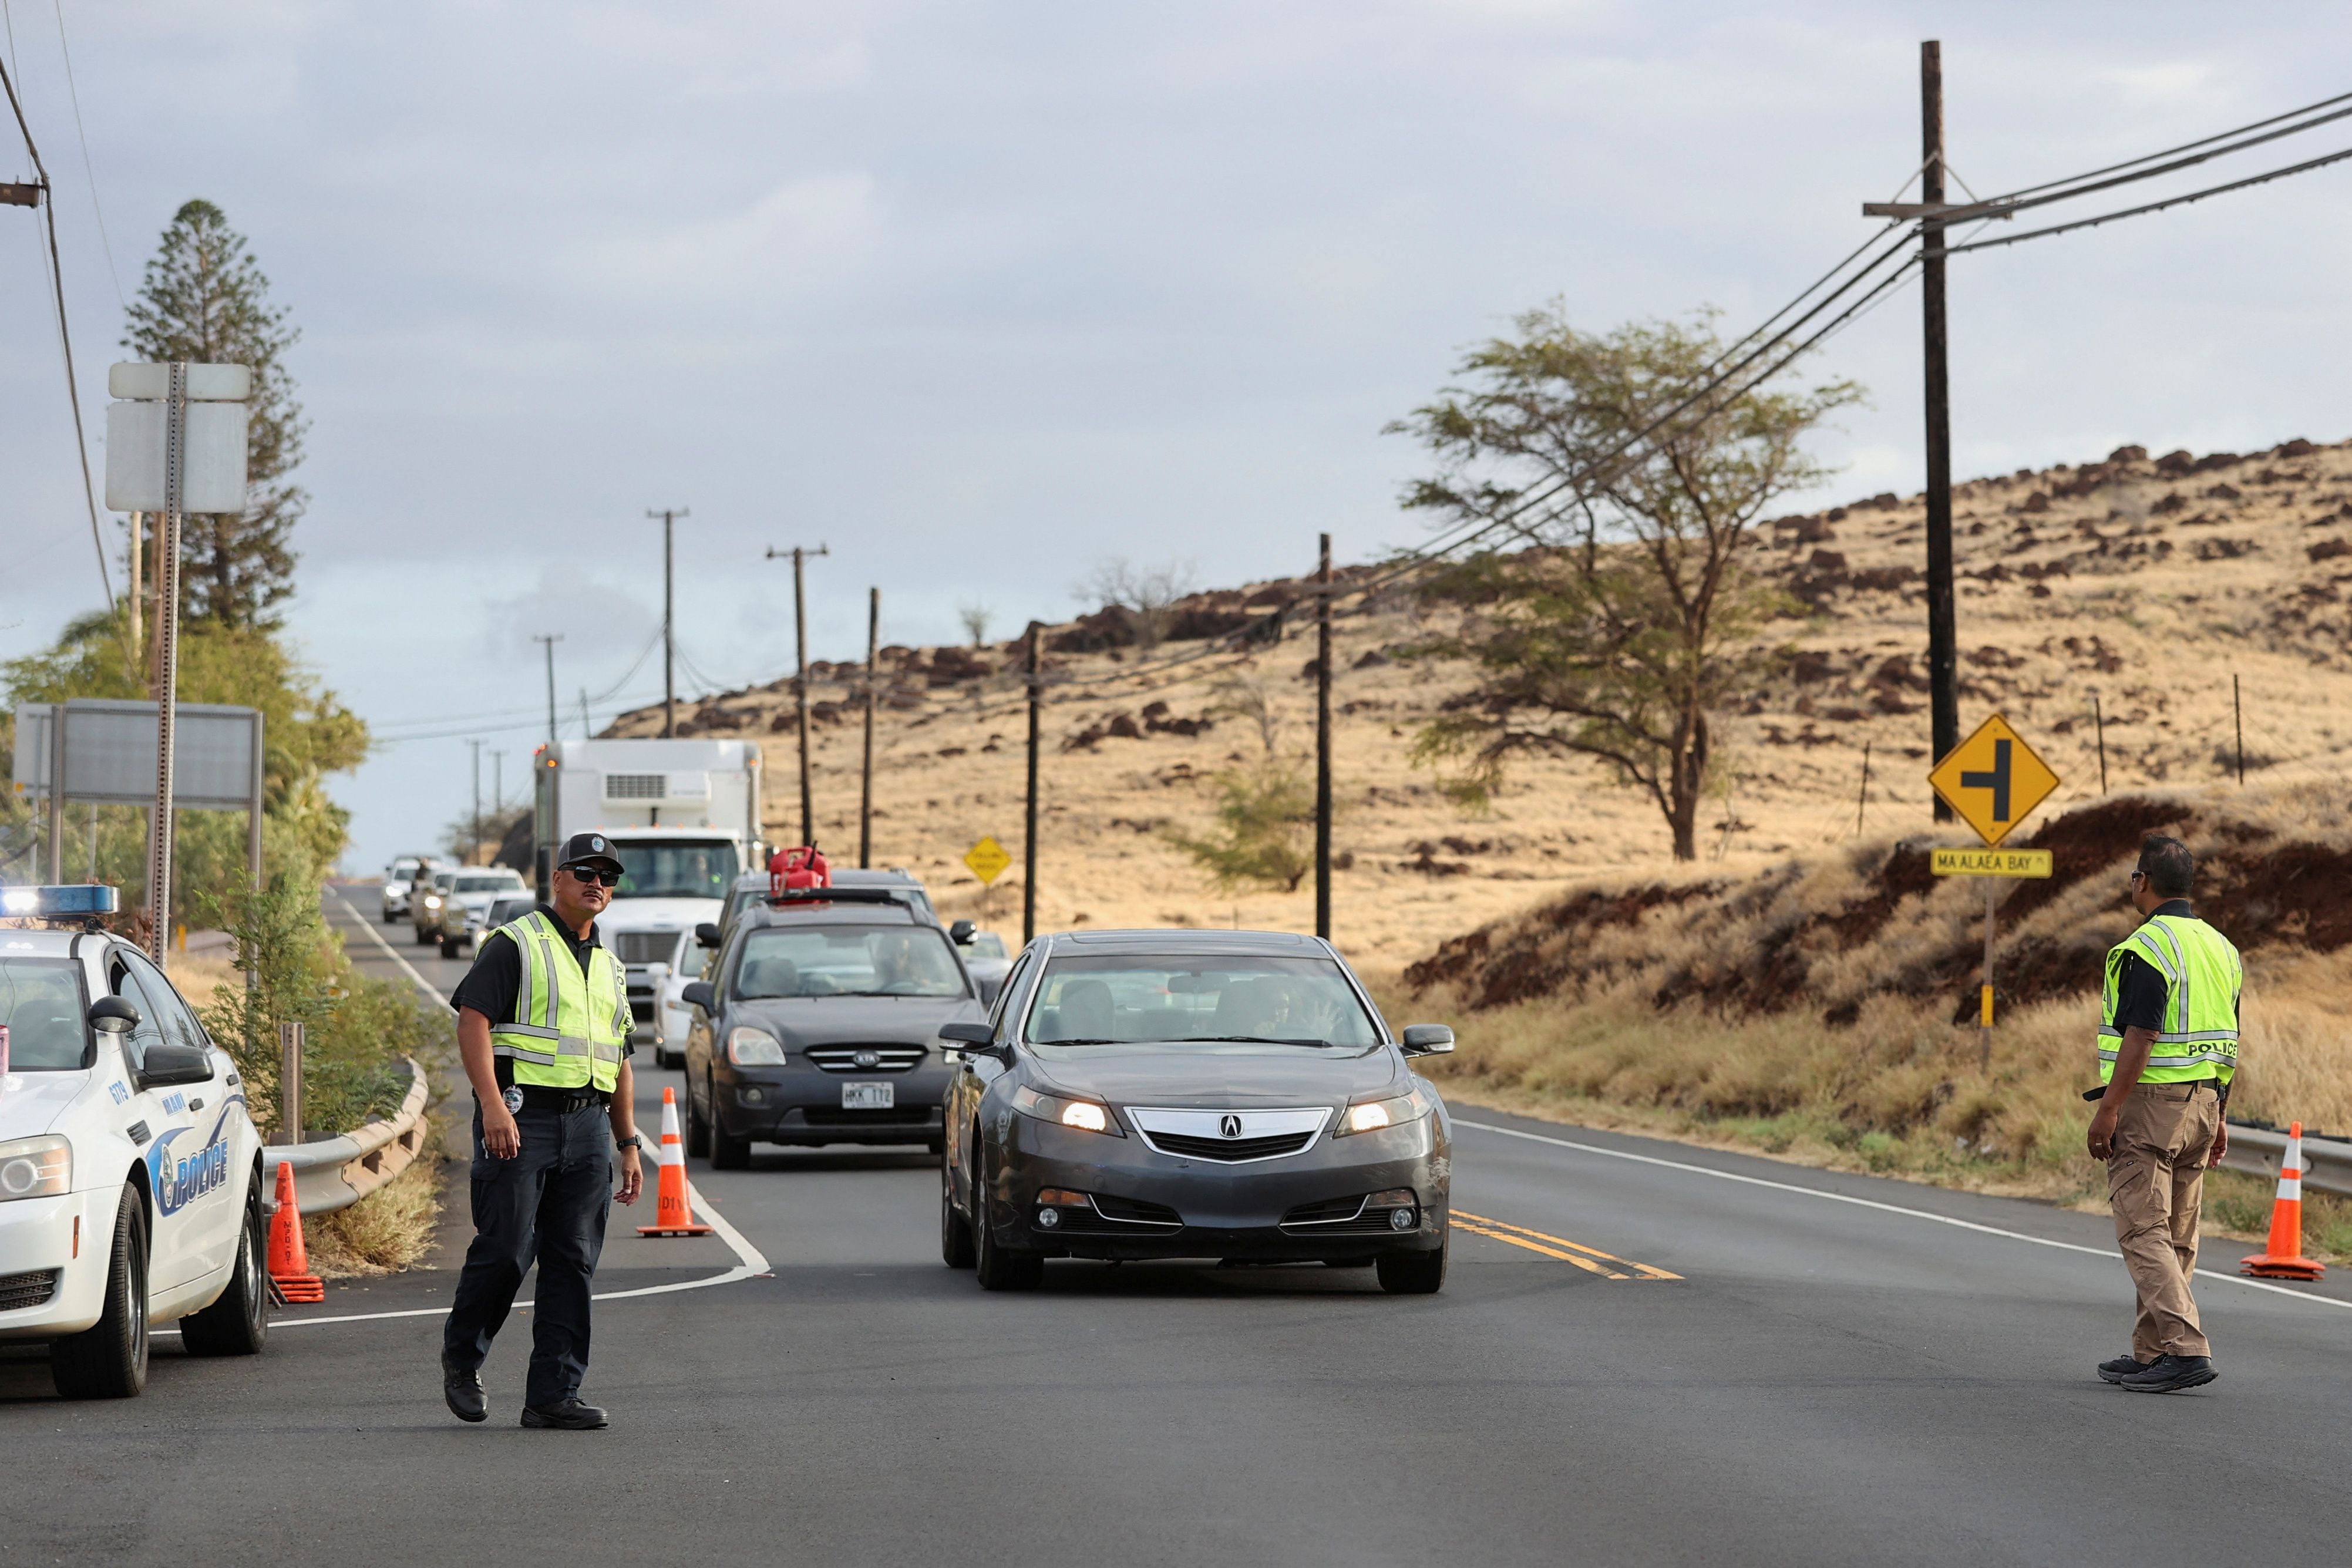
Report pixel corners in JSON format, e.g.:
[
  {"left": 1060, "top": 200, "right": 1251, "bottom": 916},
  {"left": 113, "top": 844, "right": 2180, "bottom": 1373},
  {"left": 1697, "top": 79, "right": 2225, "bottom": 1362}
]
[
  {"left": 0, "top": 1136, "right": 71, "bottom": 1201},
  {"left": 726, "top": 1027, "right": 786, "bottom": 1066}
]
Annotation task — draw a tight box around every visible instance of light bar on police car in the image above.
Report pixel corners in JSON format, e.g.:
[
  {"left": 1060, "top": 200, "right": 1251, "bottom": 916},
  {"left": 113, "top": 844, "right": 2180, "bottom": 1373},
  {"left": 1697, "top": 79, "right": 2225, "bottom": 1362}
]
[{"left": 0, "top": 884, "right": 121, "bottom": 917}]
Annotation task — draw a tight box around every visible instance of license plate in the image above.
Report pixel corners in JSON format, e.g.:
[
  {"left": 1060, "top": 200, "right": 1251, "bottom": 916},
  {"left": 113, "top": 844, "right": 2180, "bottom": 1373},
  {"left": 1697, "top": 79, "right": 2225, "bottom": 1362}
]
[{"left": 842, "top": 1082, "right": 894, "bottom": 1110}]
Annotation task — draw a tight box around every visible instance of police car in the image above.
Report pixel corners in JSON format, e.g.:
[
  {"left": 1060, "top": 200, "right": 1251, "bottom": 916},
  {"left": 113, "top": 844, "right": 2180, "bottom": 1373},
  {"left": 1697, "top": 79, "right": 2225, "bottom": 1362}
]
[{"left": 0, "top": 886, "right": 270, "bottom": 1398}]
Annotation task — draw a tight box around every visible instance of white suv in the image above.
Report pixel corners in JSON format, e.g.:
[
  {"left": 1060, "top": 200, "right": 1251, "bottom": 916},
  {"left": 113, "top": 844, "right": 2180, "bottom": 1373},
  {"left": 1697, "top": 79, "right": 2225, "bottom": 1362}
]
[{"left": 0, "top": 887, "right": 269, "bottom": 1398}]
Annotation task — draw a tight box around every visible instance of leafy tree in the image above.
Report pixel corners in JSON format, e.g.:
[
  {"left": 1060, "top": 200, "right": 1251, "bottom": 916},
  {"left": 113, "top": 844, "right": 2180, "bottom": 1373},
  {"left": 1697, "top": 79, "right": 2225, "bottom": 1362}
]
[
  {"left": 122, "top": 199, "right": 307, "bottom": 628},
  {"left": 1165, "top": 757, "right": 1314, "bottom": 893},
  {"left": 1391, "top": 308, "right": 1859, "bottom": 860}
]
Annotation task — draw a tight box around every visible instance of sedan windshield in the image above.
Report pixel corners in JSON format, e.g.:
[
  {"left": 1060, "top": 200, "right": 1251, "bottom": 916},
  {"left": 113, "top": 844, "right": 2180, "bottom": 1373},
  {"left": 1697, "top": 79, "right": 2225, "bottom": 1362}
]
[
  {"left": 0, "top": 958, "right": 90, "bottom": 1071},
  {"left": 735, "top": 926, "right": 967, "bottom": 999},
  {"left": 614, "top": 841, "right": 740, "bottom": 900},
  {"left": 455, "top": 874, "right": 520, "bottom": 894},
  {"left": 1022, "top": 955, "right": 1377, "bottom": 1047}
]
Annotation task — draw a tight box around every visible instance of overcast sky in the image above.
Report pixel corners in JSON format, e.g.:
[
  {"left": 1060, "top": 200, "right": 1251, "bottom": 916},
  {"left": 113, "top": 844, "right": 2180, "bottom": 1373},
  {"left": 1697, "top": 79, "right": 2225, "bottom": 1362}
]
[{"left": 5, "top": 1, "right": 2349, "bottom": 876}]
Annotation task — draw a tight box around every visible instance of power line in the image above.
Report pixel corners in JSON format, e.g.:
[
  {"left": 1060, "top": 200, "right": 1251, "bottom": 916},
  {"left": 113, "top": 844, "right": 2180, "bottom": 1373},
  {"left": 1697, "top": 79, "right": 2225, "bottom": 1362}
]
[
  {"left": 47, "top": 0, "right": 117, "bottom": 305},
  {"left": 1989, "top": 87, "right": 2352, "bottom": 206},
  {"left": 1948, "top": 140, "right": 2352, "bottom": 257},
  {"left": 0, "top": 48, "right": 109, "bottom": 611}
]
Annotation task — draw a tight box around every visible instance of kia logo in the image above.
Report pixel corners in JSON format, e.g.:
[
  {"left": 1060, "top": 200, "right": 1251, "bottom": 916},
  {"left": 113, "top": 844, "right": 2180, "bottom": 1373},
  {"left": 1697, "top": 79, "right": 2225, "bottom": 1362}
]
[
  {"left": 1219, "top": 1114, "right": 1242, "bottom": 1139},
  {"left": 854, "top": 1049, "right": 880, "bottom": 1068}
]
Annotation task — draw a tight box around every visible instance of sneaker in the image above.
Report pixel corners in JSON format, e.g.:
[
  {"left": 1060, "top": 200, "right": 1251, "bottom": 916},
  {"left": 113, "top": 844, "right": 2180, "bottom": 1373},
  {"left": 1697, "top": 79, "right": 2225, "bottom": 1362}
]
[
  {"left": 2118, "top": 1354, "right": 2218, "bottom": 1394},
  {"left": 2097, "top": 1354, "right": 2149, "bottom": 1385},
  {"left": 442, "top": 1357, "right": 486, "bottom": 1424},
  {"left": 520, "top": 1398, "right": 609, "bottom": 1429}
]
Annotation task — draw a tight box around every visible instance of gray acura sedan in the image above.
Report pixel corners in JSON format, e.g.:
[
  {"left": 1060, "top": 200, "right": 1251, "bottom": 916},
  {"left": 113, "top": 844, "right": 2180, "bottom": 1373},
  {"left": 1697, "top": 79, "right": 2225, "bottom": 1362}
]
[{"left": 939, "top": 930, "right": 1455, "bottom": 1294}]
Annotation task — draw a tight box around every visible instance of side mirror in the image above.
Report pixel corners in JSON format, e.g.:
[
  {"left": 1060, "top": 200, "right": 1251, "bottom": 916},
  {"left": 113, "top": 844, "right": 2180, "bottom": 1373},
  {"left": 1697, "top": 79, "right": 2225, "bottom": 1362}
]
[
  {"left": 695, "top": 922, "right": 723, "bottom": 948},
  {"left": 88, "top": 995, "right": 141, "bottom": 1035},
  {"left": 1400, "top": 1024, "right": 1455, "bottom": 1057},
  {"left": 948, "top": 920, "right": 977, "bottom": 945},
  {"left": 939, "top": 1019, "right": 1007, "bottom": 1062},
  {"left": 681, "top": 981, "right": 717, "bottom": 1014},
  {"left": 138, "top": 1041, "right": 216, "bottom": 1088}
]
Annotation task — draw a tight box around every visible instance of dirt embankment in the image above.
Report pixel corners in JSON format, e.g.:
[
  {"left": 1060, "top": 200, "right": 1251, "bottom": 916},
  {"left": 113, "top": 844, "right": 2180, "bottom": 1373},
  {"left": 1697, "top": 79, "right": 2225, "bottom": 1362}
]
[{"left": 1404, "top": 785, "right": 2352, "bottom": 1027}]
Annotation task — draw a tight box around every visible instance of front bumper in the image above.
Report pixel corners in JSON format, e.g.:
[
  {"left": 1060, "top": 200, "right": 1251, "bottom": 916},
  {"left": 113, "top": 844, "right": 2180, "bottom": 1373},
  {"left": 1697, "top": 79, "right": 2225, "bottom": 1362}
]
[
  {"left": 716, "top": 1062, "right": 953, "bottom": 1146},
  {"left": 984, "top": 1112, "right": 1448, "bottom": 1261},
  {"left": 0, "top": 1189, "right": 112, "bottom": 1340}
]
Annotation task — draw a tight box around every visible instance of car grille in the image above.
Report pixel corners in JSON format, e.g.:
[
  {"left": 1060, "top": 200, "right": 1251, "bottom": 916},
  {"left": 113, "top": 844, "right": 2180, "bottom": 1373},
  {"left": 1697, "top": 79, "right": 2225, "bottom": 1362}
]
[
  {"left": 0, "top": 1268, "right": 58, "bottom": 1313},
  {"left": 805, "top": 1045, "right": 926, "bottom": 1074},
  {"left": 1279, "top": 1196, "right": 1405, "bottom": 1233},
  {"left": 615, "top": 931, "right": 681, "bottom": 965},
  {"left": 798, "top": 1105, "right": 943, "bottom": 1127},
  {"left": 1148, "top": 1130, "right": 1318, "bottom": 1162}
]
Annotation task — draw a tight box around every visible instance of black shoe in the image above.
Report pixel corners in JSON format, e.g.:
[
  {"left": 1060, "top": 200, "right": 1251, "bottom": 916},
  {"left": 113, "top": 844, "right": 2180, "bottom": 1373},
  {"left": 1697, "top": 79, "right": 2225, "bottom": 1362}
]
[
  {"left": 520, "top": 1398, "right": 609, "bottom": 1429},
  {"left": 2118, "top": 1354, "right": 2217, "bottom": 1394},
  {"left": 2097, "top": 1354, "right": 2150, "bottom": 1385},
  {"left": 442, "top": 1357, "right": 486, "bottom": 1423}
]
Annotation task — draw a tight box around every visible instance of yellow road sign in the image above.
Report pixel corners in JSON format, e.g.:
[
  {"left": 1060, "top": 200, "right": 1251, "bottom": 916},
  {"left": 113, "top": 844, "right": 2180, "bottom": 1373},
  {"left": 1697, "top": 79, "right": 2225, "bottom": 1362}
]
[
  {"left": 1930, "top": 847, "right": 2054, "bottom": 878},
  {"left": 1926, "top": 714, "right": 2059, "bottom": 848},
  {"left": 963, "top": 835, "right": 1011, "bottom": 885}
]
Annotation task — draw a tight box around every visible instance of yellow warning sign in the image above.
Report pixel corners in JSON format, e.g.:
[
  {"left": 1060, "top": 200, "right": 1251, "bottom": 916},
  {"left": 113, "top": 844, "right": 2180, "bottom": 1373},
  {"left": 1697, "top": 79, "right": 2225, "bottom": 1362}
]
[
  {"left": 1931, "top": 847, "right": 2054, "bottom": 879},
  {"left": 1926, "top": 714, "right": 2060, "bottom": 849},
  {"left": 963, "top": 835, "right": 1011, "bottom": 885}
]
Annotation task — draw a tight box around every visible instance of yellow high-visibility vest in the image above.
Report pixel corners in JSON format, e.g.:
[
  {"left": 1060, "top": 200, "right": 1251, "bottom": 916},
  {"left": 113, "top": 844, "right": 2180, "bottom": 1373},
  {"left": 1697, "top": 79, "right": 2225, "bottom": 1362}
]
[
  {"left": 2097, "top": 913, "right": 2242, "bottom": 1085},
  {"left": 487, "top": 910, "right": 629, "bottom": 1094}
]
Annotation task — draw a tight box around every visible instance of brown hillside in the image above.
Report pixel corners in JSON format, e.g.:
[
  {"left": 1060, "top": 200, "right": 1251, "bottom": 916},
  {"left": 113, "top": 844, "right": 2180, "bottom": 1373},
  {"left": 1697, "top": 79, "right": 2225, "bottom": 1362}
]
[{"left": 611, "top": 435, "right": 2352, "bottom": 971}]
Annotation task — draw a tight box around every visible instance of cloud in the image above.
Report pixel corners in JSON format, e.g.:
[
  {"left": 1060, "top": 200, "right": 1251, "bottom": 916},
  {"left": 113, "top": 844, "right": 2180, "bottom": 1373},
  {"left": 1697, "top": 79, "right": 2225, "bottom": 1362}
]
[{"left": 482, "top": 564, "right": 659, "bottom": 660}]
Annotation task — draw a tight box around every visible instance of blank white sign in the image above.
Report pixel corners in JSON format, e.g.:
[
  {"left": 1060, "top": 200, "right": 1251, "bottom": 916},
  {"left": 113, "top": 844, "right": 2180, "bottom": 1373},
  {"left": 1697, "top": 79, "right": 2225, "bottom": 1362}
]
[{"left": 103, "top": 400, "right": 251, "bottom": 513}]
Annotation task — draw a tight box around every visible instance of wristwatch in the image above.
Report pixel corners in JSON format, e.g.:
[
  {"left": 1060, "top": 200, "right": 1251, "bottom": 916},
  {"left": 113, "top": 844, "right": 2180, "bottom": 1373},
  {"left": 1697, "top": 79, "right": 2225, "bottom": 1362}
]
[{"left": 615, "top": 1132, "right": 645, "bottom": 1155}]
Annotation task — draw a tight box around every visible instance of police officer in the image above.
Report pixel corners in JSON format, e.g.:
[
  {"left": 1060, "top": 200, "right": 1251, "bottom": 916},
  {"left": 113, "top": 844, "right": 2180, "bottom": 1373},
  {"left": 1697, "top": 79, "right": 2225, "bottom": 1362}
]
[
  {"left": 440, "top": 833, "right": 645, "bottom": 1428},
  {"left": 2086, "top": 833, "right": 2241, "bottom": 1394}
]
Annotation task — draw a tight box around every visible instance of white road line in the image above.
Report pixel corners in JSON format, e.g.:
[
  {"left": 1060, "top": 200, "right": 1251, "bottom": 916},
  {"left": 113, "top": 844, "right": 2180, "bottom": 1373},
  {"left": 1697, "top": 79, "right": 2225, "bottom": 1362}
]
[
  {"left": 327, "top": 886, "right": 445, "bottom": 1005},
  {"left": 1456, "top": 1117, "right": 2352, "bottom": 1314}
]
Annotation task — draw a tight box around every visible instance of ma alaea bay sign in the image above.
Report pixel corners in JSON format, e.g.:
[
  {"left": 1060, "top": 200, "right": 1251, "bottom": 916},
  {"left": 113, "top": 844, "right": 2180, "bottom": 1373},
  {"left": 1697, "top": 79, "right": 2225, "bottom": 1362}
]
[{"left": 1927, "top": 714, "right": 2061, "bottom": 877}]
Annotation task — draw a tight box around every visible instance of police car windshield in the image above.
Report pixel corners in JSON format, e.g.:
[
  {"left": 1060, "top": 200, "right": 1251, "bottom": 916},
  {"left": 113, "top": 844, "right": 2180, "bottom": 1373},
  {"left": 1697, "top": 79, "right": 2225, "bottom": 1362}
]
[
  {"left": 1023, "top": 955, "right": 1377, "bottom": 1048},
  {"left": 0, "top": 958, "right": 92, "bottom": 1071},
  {"left": 735, "top": 926, "right": 967, "bottom": 999},
  {"left": 614, "top": 842, "right": 739, "bottom": 900}
]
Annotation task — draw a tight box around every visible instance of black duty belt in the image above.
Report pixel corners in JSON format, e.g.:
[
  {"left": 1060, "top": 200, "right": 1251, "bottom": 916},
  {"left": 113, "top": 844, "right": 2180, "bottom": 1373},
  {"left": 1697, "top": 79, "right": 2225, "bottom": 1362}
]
[{"left": 514, "top": 1086, "right": 607, "bottom": 1112}]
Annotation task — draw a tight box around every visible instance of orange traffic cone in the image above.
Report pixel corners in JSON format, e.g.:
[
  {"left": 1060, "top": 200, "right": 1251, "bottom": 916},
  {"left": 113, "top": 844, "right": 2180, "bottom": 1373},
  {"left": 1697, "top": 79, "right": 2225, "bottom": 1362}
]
[
  {"left": 2240, "top": 1121, "right": 2326, "bottom": 1281},
  {"left": 267, "top": 1159, "right": 325, "bottom": 1303},
  {"left": 637, "top": 1087, "right": 713, "bottom": 1237}
]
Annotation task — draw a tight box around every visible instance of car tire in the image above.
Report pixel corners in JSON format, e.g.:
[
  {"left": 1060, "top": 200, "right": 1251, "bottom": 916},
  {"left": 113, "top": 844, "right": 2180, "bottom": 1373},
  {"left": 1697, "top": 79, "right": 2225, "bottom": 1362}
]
[
  {"left": 50, "top": 1184, "right": 150, "bottom": 1399},
  {"left": 684, "top": 1077, "right": 712, "bottom": 1159},
  {"left": 654, "top": 1047, "right": 679, "bottom": 1070},
  {"left": 439, "top": 937, "right": 462, "bottom": 958},
  {"left": 940, "top": 1159, "right": 976, "bottom": 1269},
  {"left": 180, "top": 1179, "right": 268, "bottom": 1357},
  {"left": 1375, "top": 1236, "right": 1448, "bottom": 1296},
  {"left": 413, "top": 925, "right": 433, "bottom": 945},
  {"left": 972, "top": 1159, "right": 1043, "bottom": 1291},
  {"left": 707, "top": 1076, "right": 751, "bottom": 1170}
]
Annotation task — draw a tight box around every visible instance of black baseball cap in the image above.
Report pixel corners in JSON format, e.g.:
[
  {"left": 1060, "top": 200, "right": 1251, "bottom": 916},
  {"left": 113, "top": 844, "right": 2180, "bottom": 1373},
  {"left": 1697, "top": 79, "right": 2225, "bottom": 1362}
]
[{"left": 556, "top": 832, "right": 625, "bottom": 874}]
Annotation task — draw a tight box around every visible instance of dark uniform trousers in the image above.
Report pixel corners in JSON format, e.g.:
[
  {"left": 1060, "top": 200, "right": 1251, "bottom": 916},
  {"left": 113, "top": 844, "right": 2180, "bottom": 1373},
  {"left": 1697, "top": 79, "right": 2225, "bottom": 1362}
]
[{"left": 442, "top": 1099, "right": 612, "bottom": 1409}]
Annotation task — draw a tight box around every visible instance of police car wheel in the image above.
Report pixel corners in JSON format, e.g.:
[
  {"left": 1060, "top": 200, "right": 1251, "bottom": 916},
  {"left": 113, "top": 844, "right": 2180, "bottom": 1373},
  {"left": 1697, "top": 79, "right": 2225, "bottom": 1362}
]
[
  {"left": 50, "top": 1183, "right": 150, "bottom": 1399},
  {"left": 181, "top": 1180, "right": 268, "bottom": 1357}
]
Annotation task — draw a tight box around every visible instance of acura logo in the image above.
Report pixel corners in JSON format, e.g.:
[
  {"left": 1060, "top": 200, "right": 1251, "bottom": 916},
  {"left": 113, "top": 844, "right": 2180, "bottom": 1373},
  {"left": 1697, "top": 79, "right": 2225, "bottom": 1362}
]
[{"left": 1219, "top": 1114, "right": 1242, "bottom": 1139}]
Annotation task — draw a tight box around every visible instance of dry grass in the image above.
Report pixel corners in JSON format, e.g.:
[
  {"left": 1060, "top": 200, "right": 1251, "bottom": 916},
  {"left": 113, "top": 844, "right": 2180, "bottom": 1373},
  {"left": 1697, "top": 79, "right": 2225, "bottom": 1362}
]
[{"left": 302, "top": 1152, "right": 444, "bottom": 1277}]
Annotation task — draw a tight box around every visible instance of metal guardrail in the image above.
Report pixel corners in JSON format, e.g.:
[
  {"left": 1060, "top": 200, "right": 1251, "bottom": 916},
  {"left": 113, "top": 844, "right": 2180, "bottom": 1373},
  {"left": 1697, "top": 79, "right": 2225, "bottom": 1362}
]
[
  {"left": 260, "top": 1055, "right": 431, "bottom": 1216},
  {"left": 2220, "top": 1121, "right": 2352, "bottom": 1199}
]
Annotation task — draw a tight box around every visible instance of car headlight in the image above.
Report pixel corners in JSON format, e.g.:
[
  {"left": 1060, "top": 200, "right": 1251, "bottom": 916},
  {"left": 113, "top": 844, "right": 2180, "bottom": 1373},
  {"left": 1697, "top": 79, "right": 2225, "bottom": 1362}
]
[
  {"left": 423, "top": 895, "right": 442, "bottom": 909},
  {"left": 727, "top": 1026, "right": 786, "bottom": 1066},
  {"left": 1335, "top": 1084, "right": 1435, "bottom": 1137},
  {"left": 0, "top": 1136, "right": 71, "bottom": 1201},
  {"left": 1012, "top": 1085, "right": 1123, "bottom": 1136}
]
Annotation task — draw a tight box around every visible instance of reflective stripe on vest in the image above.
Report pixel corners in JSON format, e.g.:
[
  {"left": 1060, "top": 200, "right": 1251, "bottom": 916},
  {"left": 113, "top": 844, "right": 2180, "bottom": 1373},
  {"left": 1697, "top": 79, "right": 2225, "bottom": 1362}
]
[
  {"left": 2097, "top": 913, "right": 2243, "bottom": 1084},
  {"left": 486, "top": 910, "right": 628, "bottom": 1093}
]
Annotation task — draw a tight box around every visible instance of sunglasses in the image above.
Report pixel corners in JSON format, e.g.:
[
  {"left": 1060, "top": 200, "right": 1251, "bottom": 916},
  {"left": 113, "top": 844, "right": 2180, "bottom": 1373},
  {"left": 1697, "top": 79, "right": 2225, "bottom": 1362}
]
[{"left": 563, "top": 865, "right": 622, "bottom": 887}]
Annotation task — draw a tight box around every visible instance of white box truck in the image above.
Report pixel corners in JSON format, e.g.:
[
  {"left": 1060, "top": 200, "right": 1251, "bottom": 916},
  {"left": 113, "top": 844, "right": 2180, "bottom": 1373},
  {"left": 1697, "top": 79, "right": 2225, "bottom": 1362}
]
[{"left": 532, "top": 738, "right": 765, "bottom": 1065}]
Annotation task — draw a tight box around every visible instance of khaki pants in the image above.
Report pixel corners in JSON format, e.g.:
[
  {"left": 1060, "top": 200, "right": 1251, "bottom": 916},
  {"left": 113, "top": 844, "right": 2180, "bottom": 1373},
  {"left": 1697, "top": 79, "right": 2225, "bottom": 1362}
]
[{"left": 2107, "top": 1081, "right": 2220, "bottom": 1360}]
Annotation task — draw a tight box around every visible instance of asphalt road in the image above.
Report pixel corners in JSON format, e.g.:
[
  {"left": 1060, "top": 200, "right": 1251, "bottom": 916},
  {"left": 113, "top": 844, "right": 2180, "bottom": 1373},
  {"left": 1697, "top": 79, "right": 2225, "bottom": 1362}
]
[{"left": 5, "top": 884, "right": 2350, "bottom": 1567}]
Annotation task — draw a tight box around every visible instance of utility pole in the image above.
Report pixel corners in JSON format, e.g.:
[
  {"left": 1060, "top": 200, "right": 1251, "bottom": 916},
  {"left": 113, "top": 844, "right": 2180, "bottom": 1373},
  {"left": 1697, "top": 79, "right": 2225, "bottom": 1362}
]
[
  {"left": 1919, "top": 40, "right": 1959, "bottom": 820},
  {"left": 578, "top": 687, "right": 591, "bottom": 740},
  {"left": 765, "top": 543, "right": 829, "bottom": 846},
  {"left": 492, "top": 750, "right": 506, "bottom": 819},
  {"left": 1023, "top": 624, "right": 1042, "bottom": 946},
  {"left": 469, "top": 739, "right": 483, "bottom": 863},
  {"left": 1314, "top": 534, "right": 1333, "bottom": 941},
  {"left": 860, "top": 587, "right": 879, "bottom": 869},
  {"left": 534, "top": 634, "right": 563, "bottom": 743},
  {"left": 647, "top": 509, "right": 687, "bottom": 736}
]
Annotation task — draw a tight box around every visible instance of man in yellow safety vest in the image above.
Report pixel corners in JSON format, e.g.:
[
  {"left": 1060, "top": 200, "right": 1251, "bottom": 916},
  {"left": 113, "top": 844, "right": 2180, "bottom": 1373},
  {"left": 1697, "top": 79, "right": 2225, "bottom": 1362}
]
[
  {"left": 2086, "top": 833, "right": 2240, "bottom": 1394},
  {"left": 440, "top": 832, "right": 645, "bottom": 1428}
]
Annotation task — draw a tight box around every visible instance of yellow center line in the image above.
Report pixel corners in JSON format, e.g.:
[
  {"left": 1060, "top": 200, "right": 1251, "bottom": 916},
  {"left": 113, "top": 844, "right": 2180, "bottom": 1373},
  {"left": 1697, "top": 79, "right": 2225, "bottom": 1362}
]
[
  {"left": 1455, "top": 1209, "right": 1684, "bottom": 1281},
  {"left": 1454, "top": 1220, "right": 1629, "bottom": 1277}
]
